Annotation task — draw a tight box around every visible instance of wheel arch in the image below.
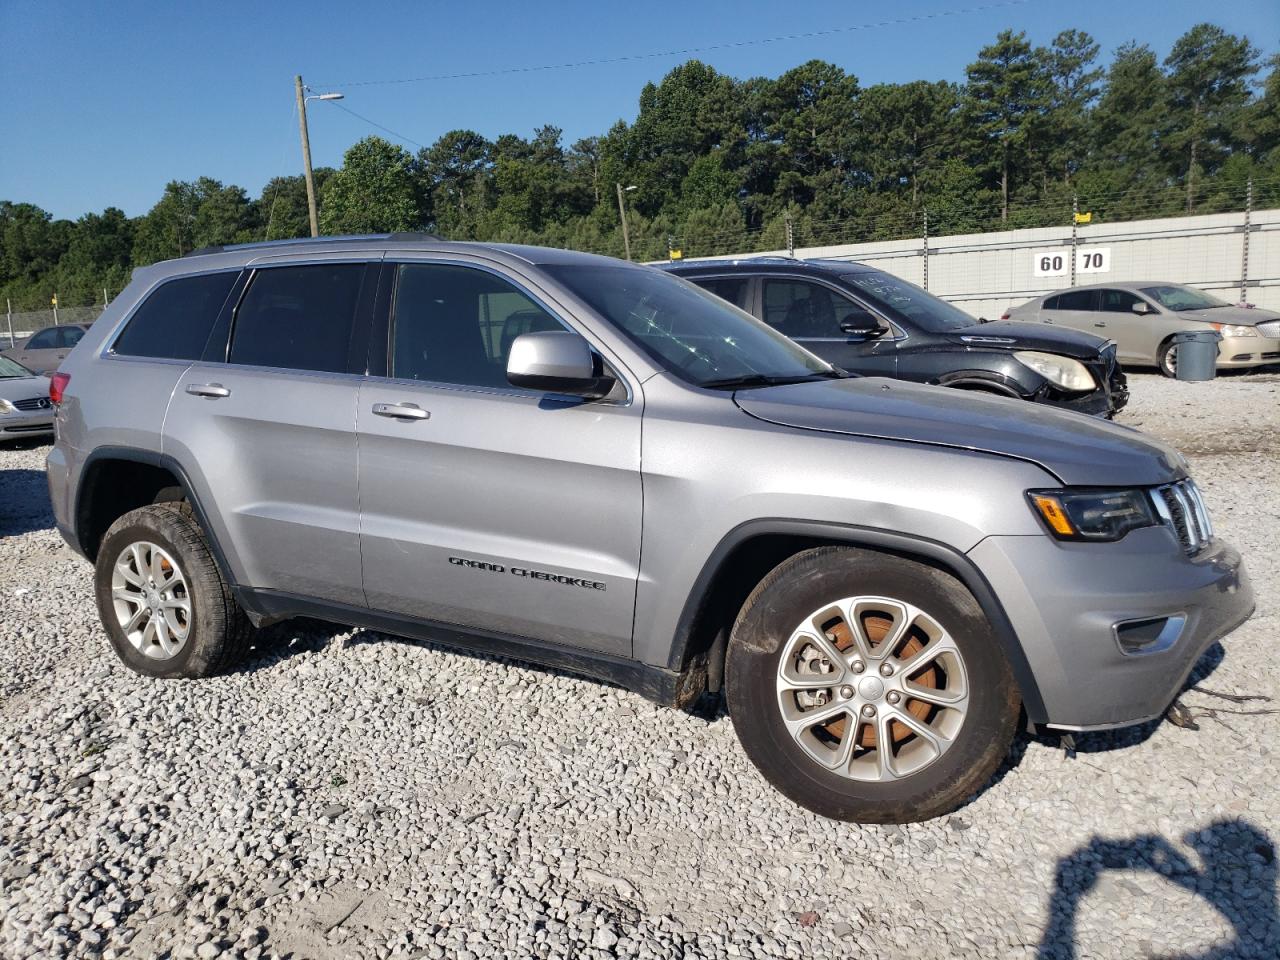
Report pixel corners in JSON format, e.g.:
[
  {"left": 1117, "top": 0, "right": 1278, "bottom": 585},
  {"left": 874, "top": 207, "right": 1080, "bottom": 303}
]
[
  {"left": 666, "top": 519, "right": 1048, "bottom": 724},
  {"left": 74, "top": 447, "right": 237, "bottom": 588},
  {"left": 936, "top": 370, "right": 1029, "bottom": 399}
]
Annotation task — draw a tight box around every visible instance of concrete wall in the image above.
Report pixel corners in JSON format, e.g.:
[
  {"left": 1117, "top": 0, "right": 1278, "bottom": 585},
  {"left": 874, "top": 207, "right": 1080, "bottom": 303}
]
[{"left": 686, "top": 208, "right": 1280, "bottom": 321}]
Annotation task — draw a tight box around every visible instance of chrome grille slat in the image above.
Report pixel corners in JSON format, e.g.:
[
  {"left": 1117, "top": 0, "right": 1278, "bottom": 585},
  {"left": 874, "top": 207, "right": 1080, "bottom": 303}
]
[{"left": 1153, "top": 479, "right": 1212, "bottom": 555}]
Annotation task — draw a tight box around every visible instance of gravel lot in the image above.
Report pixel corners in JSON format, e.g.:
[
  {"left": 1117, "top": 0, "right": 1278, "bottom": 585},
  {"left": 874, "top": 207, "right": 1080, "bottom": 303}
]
[{"left": 2, "top": 372, "right": 1277, "bottom": 960}]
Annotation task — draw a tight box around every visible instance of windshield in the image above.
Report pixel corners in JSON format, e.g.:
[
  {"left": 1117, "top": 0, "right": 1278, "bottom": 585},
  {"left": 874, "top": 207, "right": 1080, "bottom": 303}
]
[
  {"left": 1139, "top": 285, "right": 1230, "bottom": 311},
  {"left": 545, "top": 264, "right": 834, "bottom": 387},
  {"left": 0, "top": 355, "right": 34, "bottom": 378},
  {"left": 841, "top": 270, "right": 977, "bottom": 332}
]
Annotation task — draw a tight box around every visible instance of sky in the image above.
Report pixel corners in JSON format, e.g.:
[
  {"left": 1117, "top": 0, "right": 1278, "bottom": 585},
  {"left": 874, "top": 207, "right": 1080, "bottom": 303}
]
[{"left": 2, "top": 0, "right": 1277, "bottom": 221}]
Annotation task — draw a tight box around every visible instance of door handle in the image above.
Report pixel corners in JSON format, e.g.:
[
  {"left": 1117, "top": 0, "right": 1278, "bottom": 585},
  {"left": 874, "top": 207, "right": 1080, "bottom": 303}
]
[
  {"left": 373, "top": 402, "right": 430, "bottom": 421},
  {"left": 186, "top": 383, "right": 231, "bottom": 399},
  {"left": 1093, "top": 322, "right": 1106, "bottom": 328}
]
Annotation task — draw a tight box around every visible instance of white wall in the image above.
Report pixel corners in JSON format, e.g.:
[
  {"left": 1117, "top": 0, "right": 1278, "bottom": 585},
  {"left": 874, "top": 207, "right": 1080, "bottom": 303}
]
[{"left": 684, "top": 208, "right": 1280, "bottom": 320}]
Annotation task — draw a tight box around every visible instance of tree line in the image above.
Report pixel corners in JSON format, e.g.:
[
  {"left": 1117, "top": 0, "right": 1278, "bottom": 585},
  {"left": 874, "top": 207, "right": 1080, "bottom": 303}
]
[{"left": 2, "top": 22, "right": 1276, "bottom": 310}]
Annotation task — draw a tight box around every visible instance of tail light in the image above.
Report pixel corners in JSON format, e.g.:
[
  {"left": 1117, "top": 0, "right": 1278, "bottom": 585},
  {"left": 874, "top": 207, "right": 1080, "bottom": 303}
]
[{"left": 50, "top": 371, "right": 70, "bottom": 405}]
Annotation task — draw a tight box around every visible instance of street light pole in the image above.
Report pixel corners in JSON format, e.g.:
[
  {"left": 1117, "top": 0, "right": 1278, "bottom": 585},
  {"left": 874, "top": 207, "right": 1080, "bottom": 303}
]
[
  {"left": 615, "top": 183, "right": 636, "bottom": 261},
  {"left": 295, "top": 75, "right": 320, "bottom": 238}
]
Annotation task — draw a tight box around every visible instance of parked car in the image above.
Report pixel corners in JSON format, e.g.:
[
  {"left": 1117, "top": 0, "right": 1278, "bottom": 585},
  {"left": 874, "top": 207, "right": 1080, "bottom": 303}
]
[
  {"left": 1005, "top": 282, "right": 1280, "bottom": 377},
  {"left": 2, "top": 323, "right": 93, "bottom": 375},
  {"left": 0, "top": 355, "right": 54, "bottom": 441},
  {"left": 47, "top": 236, "right": 1253, "bottom": 823},
  {"left": 664, "top": 257, "right": 1127, "bottom": 417}
]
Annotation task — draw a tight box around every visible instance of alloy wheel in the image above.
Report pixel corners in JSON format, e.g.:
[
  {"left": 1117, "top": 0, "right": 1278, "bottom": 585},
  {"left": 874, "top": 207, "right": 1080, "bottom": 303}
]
[
  {"left": 110, "top": 541, "right": 192, "bottom": 660},
  {"left": 775, "top": 596, "right": 969, "bottom": 782}
]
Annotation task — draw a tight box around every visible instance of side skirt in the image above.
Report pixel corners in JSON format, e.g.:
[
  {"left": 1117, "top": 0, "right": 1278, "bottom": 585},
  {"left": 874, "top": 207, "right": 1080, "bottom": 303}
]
[{"left": 233, "top": 587, "right": 705, "bottom": 709}]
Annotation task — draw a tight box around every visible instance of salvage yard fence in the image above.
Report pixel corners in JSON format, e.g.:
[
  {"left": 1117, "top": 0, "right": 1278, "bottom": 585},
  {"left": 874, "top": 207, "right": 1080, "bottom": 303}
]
[
  {"left": 661, "top": 177, "right": 1280, "bottom": 320},
  {"left": 8, "top": 177, "right": 1279, "bottom": 344}
]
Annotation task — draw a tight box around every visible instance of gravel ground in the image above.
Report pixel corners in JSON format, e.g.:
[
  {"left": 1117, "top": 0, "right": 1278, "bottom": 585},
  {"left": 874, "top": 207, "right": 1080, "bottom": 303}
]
[{"left": 1, "top": 372, "right": 1277, "bottom": 960}]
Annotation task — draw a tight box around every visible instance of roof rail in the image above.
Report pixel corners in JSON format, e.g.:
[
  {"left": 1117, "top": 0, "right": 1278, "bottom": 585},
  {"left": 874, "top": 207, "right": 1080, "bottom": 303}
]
[{"left": 184, "top": 232, "right": 441, "bottom": 258}]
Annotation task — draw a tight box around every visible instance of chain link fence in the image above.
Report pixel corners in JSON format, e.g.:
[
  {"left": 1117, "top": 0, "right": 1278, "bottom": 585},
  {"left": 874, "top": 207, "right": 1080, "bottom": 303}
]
[{"left": 4, "top": 304, "right": 104, "bottom": 347}]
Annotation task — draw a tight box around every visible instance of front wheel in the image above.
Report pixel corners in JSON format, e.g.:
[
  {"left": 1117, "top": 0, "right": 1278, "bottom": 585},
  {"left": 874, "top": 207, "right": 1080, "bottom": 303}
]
[
  {"left": 725, "top": 547, "right": 1020, "bottom": 823},
  {"left": 1157, "top": 339, "right": 1178, "bottom": 378}
]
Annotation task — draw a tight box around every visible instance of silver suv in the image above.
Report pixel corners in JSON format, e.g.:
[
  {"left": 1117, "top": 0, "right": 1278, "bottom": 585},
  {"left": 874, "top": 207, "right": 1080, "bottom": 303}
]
[{"left": 46, "top": 236, "right": 1255, "bottom": 823}]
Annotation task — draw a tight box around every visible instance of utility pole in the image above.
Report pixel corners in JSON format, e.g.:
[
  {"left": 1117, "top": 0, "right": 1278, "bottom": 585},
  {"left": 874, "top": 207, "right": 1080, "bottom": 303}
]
[
  {"left": 51, "top": 294, "right": 59, "bottom": 325},
  {"left": 615, "top": 183, "right": 634, "bottom": 261},
  {"left": 296, "top": 75, "right": 320, "bottom": 238},
  {"left": 6, "top": 298, "right": 13, "bottom": 349},
  {"left": 785, "top": 212, "right": 795, "bottom": 258}
]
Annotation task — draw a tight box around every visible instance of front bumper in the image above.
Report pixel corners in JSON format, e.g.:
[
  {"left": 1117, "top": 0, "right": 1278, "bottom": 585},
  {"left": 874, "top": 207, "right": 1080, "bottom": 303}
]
[
  {"left": 1216, "top": 333, "right": 1280, "bottom": 368},
  {"left": 0, "top": 411, "right": 54, "bottom": 437},
  {"left": 969, "top": 527, "right": 1254, "bottom": 730}
]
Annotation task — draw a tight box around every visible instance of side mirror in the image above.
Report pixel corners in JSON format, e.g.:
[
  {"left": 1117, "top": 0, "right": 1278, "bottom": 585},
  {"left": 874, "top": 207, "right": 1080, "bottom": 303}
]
[
  {"left": 838, "top": 308, "right": 887, "bottom": 339},
  {"left": 1131, "top": 301, "right": 1153, "bottom": 315},
  {"left": 506, "top": 331, "right": 615, "bottom": 399}
]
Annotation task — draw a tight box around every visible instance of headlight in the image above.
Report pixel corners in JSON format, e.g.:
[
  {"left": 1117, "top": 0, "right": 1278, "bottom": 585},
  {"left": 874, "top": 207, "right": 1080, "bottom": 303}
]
[
  {"left": 0, "top": 399, "right": 14, "bottom": 414},
  {"left": 1212, "top": 323, "right": 1257, "bottom": 338},
  {"left": 1027, "top": 488, "right": 1159, "bottom": 542},
  {"left": 1013, "top": 351, "right": 1096, "bottom": 391}
]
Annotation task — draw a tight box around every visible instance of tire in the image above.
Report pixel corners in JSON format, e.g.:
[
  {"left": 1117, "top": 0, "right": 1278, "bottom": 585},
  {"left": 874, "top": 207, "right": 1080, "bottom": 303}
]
[
  {"left": 1157, "top": 338, "right": 1178, "bottom": 378},
  {"left": 725, "top": 546, "right": 1020, "bottom": 823},
  {"left": 94, "top": 502, "right": 254, "bottom": 678}
]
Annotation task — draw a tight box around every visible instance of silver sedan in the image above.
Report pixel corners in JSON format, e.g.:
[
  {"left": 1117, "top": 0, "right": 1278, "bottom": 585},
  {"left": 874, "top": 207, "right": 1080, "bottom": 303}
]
[
  {"left": 1005, "top": 282, "right": 1280, "bottom": 377},
  {"left": 0, "top": 355, "right": 54, "bottom": 442}
]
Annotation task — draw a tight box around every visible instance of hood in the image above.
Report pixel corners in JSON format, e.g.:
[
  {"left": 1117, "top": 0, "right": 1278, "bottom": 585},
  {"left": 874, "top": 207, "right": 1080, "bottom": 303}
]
[
  {"left": 0, "top": 374, "right": 51, "bottom": 403},
  {"left": 1174, "top": 305, "right": 1280, "bottom": 327},
  {"left": 948, "top": 319, "right": 1107, "bottom": 359},
  {"left": 735, "top": 377, "right": 1184, "bottom": 486}
]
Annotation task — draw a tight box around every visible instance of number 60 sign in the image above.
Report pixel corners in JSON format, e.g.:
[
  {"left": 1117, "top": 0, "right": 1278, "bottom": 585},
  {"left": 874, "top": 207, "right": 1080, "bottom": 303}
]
[{"left": 1033, "top": 248, "right": 1111, "bottom": 277}]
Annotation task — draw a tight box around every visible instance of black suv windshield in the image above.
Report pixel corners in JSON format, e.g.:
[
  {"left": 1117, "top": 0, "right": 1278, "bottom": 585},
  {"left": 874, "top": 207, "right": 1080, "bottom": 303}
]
[
  {"left": 841, "top": 270, "right": 977, "bottom": 332},
  {"left": 546, "top": 264, "right": 834, "bottom": 387}
]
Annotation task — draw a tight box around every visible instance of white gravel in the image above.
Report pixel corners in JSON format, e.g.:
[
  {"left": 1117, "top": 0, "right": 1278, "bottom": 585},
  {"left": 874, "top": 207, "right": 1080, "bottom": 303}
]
[{"left": 1, "top": 371, "right": 1277, "bottom": 959}]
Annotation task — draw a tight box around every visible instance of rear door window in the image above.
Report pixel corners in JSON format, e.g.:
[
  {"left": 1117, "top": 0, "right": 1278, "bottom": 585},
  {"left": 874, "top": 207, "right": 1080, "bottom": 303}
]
[
  {"left": 25, "top": 329, "right": 58, "bottom": 350},
  {"left": 229, "top": 264, "right": 365, "bottom": 373},
  {"left": 112, "top": 272, "right": 239, "bottom": 360},
  {"left": 692, "top": 277, "right": 751, "bottom": 311},
  {"left": 1055, "top": 289, "right": 1098, "bottom": 311}
]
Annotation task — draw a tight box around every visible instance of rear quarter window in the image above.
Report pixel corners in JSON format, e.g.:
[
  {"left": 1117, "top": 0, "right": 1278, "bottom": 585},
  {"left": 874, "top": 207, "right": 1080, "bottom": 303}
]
[{"left": 112, "top": 272, "right": 240, "bottom": 360}]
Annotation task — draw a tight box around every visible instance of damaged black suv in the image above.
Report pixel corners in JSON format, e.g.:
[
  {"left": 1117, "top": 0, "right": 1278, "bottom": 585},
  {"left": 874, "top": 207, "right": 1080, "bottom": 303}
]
[{"left": 664, "top": 257, "right": 1128, "bottom": 417}]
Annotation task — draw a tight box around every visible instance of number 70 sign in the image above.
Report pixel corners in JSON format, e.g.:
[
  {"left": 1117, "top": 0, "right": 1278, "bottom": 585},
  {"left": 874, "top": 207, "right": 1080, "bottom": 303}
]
[{"left": 1033, "top": 248, "right": 1110, "bottom": 277}]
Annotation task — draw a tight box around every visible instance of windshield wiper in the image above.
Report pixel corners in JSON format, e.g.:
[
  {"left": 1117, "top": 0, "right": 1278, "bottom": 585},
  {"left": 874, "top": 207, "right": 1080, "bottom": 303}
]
[{"left": 700, "top": 371, "right": 843, "bottom": 390}]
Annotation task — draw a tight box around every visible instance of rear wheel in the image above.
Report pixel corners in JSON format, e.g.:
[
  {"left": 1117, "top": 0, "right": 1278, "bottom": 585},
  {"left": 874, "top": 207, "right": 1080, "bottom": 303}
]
[
  {"left": 725, "top": 546, "right": 1020, "bottom": 823},
  {"left": 94, "top": 503, "right": 253, "bottom": 678}
]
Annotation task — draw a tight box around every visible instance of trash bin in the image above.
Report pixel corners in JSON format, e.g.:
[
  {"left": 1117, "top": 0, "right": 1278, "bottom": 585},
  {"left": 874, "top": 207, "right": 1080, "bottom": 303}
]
[{"left": 1173, "top": 329, "right": 1222, "bottom": 381}]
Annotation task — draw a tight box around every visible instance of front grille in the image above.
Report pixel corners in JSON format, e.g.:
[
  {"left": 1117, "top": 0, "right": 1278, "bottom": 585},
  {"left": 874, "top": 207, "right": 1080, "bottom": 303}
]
[
  {"left": 11, "top": 397, "right": 51, "bottom": 412},
  {"left": 1152, "top": 479, "right": 1213, "bottom": 554},
  {"left": 1256, "top": 319, "right": 1279, "bottom": 338}
]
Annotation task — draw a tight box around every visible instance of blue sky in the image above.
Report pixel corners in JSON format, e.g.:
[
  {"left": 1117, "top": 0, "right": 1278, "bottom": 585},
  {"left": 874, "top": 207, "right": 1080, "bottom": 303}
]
[{"left": 2, "top": 0, "right": 1277, "bottom": 220}]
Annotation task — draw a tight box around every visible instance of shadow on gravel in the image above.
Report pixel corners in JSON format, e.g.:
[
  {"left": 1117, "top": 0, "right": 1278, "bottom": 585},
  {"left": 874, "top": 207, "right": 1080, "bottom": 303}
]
[
  {"left": 1037, "top": 819, "right": 1278, "bottom": 960},
  {"left": 0, "top": 467, "right": 55, "bottom": 537}
]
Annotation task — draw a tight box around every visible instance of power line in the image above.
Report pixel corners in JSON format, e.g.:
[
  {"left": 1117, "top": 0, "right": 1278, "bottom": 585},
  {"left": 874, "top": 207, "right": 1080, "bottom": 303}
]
[
  {"left": 319, "top": 98, "right": 427, "bottom": 150},
  {"left": 313, "top": 0, "right": 1037, "bottom": 89}
]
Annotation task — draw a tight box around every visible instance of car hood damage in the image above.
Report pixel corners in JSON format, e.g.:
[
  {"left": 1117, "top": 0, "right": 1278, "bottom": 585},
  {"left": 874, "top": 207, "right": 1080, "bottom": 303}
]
[
  {"left": 948, "top": 320, "right": 1106, "bottom": 359},
  {"left": 734, "top": 377, "right": 1184, "bottom": 486}
]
